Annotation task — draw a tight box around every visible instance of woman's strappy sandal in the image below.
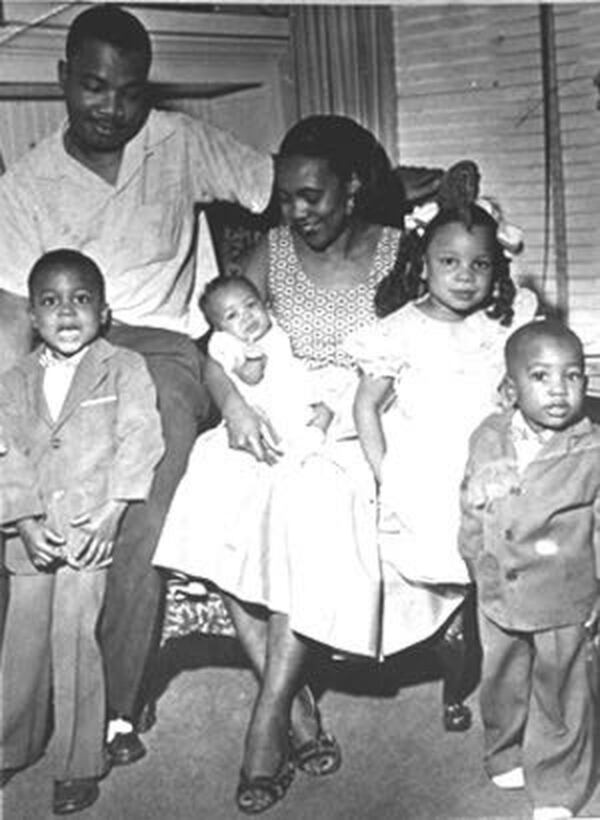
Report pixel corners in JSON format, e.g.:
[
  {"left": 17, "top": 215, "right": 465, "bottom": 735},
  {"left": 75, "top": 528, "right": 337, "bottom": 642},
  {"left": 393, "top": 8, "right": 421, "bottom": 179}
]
[
  {"left": 292, "top": 727, "right": 341, "bottom": 777},
  {"left": 290, "top": 689, "right": 342, "bottom": 777},
  {"left": 235, "top": 759, "right": 295, "bottom": 815}
]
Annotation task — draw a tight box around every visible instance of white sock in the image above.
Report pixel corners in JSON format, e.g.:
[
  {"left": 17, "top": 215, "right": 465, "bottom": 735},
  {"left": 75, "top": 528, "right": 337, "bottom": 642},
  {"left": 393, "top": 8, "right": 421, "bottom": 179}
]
[
  {"left": 106, "top": 718, "right": 134, "bottom": 743},
  {"left": 532, "top": 808, "right": 573, "bottom": 820},
  {"left": 491, "top": 767, "right": 525, "bottom": 789}
]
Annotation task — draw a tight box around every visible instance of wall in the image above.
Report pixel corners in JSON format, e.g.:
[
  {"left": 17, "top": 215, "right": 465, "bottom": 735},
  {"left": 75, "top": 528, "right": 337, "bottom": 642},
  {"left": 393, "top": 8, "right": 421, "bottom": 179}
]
[{"left": 392, "top": 3, "right": 600, "bottom": 376}]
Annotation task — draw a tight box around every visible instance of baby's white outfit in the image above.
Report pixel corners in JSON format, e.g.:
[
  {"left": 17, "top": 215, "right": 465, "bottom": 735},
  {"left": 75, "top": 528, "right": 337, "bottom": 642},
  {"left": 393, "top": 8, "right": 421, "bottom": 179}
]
[{"left": 208, "top": 322, "right": 324, "bottom": 457}]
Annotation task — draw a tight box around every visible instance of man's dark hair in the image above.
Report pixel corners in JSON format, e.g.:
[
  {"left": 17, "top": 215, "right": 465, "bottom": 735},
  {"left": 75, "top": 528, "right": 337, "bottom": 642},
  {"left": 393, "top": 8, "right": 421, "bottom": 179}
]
[
  {"left": 28, "top": 249, "right": 106, "bottom": 303},
  {"left": 66, "top": 4, "right": 152, "bottom": 71}
]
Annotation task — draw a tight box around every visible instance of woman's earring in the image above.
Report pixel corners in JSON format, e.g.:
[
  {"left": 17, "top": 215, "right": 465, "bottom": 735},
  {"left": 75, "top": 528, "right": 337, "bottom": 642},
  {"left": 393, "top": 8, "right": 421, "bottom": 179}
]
[{"left": 345, "top": 195, "right": 355, "bottom": 217}]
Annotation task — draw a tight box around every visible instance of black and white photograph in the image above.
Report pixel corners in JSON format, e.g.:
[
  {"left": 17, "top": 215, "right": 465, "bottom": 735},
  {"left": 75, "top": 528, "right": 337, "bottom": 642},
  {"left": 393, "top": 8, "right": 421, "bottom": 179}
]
[{"left": 0, "top": 1, "right": 599, "bottom": 818}]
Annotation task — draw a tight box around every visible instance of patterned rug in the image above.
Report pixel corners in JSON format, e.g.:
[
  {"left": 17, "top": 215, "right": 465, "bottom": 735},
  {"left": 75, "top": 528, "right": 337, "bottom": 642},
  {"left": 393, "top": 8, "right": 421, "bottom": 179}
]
[{"left": 161, "top": 582, "right": 236, "bottom": 644}]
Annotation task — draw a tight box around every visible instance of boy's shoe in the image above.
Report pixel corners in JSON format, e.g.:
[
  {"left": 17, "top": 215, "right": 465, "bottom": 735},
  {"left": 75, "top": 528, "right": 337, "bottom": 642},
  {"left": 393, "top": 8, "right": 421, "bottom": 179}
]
[
  {"left": 532, "top": 808, "right": 572, "bottom": 820},
  {"left": 491, "top": 767, "right": 525, "bottom": 789},
  {"left": 106, "top": 731, "right": 146, "bottom": 767},
  {"left": 53, "top": 778, "right": 100, "bottom": 814},
  {"left": 443, "top": 702, "right": 472, "bottom": 732}
]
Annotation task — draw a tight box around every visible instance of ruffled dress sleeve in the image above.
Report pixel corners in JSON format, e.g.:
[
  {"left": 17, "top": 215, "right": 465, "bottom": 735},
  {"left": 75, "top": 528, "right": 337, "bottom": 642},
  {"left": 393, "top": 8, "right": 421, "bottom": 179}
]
[{"left": 343, "top": 308, "right": 411, "bottom": 381}]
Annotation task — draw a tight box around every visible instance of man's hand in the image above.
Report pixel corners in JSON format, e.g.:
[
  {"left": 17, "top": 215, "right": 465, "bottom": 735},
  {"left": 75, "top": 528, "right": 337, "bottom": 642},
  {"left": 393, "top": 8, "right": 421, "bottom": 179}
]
[
  {"left": 69, "top": 499, "right": 127, "bottom": 568},
  {"left": 16, "top": 516, "right": 66, "bottom": 570}
]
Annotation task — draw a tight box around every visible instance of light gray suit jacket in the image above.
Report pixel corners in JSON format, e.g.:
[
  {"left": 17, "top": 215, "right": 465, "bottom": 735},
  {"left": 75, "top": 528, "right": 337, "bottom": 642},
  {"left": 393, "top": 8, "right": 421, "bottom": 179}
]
[{"left": 0, "top": 337, "right": 165, "bottom": 573}]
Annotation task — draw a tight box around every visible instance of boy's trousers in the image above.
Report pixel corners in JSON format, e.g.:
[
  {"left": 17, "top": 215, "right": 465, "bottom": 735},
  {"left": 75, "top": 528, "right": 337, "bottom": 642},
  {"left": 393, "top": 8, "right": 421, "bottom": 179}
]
[
  {"left": 0, "top": 565, "right": 108, "bottom": 780},
  {"left": 479, "top": 611, "right": 597, "bottom": 813}
]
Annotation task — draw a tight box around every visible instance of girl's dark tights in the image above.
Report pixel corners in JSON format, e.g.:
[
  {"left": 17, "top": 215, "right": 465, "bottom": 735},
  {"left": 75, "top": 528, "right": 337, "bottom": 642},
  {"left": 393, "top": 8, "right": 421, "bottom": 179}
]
[{"left": 433, "top": 599, "right": 475, "bottom": 731}]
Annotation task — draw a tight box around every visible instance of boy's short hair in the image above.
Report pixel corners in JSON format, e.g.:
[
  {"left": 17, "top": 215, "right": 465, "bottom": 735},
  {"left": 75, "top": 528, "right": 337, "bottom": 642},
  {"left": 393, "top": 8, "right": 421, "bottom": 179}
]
[
  {"left": 28, "top": 249, "right": 106, "bottom": 303},
  {"left": 199, "top": 275, "right": 262, "bottom": 328},
  {"left": 66, "top": 4, "right": 152, "bottom": 71},
  {"left": 505, "top": 318, "right": 584, "bottom": 374}
]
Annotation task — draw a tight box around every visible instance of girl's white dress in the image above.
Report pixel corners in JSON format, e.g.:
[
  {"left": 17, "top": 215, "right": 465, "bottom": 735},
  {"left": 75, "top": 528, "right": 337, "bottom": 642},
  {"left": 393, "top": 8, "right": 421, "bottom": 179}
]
[{"left": 345, "top": 289, "right": 537, "bottom": 654}]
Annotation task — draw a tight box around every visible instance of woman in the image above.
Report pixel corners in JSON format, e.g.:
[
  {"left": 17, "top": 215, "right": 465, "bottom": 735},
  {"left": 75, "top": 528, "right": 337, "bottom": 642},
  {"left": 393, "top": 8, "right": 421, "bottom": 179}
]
[
  {"left": 198, "top": 115, "right": 403, "bottom": 813},
  {"left": 197, "top": 116, "right": 468, "bottom": 813}
]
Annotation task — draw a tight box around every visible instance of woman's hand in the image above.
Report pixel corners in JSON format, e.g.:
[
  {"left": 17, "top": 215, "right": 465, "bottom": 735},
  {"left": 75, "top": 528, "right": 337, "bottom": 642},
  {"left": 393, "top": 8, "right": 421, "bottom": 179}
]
[{"left": 224, "top": 394, "right": 282, "bottom": 464}]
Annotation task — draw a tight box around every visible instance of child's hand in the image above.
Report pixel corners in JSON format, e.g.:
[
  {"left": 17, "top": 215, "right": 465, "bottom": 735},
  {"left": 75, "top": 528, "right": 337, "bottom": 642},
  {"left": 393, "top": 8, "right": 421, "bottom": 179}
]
[
  {"left": 16, "top": 516, "right": 66, "bottom": 570},
  {"left": 309, "top": 401, "right": 334, "bottom": 434},
  {"left": 69, "top": 499, "right": 128, "bottom": 569},
  {"left": 233, "top": 350, "right": 267, "bottom": 386}
]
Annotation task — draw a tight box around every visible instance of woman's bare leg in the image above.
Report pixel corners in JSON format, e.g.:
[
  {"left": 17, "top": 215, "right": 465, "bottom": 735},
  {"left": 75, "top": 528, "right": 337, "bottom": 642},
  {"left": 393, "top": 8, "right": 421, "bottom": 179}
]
[
  {"left": 224, "top": 594, "right": 321, "bottom": 747},
  {"left": 242, "top": 611, "right": 308, "bottom": 776}
]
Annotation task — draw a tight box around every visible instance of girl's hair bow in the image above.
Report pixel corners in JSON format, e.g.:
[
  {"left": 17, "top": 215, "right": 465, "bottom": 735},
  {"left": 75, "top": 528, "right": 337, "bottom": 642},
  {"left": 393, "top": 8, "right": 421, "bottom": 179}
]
[{"left": 403, "top": 196, "right": 523, "bottom": 259}]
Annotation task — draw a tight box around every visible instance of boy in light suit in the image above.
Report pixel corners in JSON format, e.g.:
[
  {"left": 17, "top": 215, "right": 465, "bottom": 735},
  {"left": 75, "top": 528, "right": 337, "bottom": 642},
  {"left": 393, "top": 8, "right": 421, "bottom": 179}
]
[
  {"left": 459, "top": 319, "right": 600, "bottom": 820},
  {"left": 0, "top": 249, "right": 164, "bottom": 814}
]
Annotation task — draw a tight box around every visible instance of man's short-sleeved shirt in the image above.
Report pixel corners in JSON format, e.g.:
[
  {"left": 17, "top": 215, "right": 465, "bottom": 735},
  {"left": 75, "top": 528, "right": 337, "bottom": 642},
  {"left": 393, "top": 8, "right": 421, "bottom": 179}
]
[{"left": 0, "top": 109, "right": 273, "bottom": 336}]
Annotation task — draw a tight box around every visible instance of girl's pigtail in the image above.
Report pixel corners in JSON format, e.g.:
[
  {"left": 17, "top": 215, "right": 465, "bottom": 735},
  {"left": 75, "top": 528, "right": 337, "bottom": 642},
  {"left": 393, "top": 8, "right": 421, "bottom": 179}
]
[{"left": 486, "top": 257, "right": 516, "bottom": 327}]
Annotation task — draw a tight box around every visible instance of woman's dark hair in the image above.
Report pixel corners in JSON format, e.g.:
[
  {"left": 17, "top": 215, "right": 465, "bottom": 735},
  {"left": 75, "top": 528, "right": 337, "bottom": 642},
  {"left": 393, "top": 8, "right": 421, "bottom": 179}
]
[
  {"left": 66, "top": 4, "right": 152, "bottom": 72},
  {"left": 199, "top": 275, "right": 262, "bottom": 328},
  {"left": 374, "top": 203, "right": 516, "bottom": 325},
  {"left": 28, "top": 249, "right": 106, "bottom": 302},
  {"left": 273, "top": 114, "right": 405, "bottom": 227}
]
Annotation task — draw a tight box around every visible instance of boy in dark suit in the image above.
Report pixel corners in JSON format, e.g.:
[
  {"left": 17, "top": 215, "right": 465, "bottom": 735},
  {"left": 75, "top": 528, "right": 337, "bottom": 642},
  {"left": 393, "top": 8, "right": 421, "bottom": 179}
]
[{"left": 0, "top": 249, "right": 164, "bottom": 813}]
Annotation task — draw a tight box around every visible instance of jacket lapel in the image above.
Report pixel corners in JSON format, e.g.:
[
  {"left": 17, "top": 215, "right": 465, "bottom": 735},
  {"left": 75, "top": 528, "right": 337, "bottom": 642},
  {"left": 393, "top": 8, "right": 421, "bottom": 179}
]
[{"left": 53, "top": 339, "right": 113, "bottom": 429}]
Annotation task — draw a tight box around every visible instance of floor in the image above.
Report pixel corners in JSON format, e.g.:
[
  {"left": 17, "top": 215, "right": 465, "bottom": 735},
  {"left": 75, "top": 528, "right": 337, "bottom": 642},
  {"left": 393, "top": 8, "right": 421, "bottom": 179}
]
[{"left": 3, "top": 633, "right": 600, "bottom": 820}]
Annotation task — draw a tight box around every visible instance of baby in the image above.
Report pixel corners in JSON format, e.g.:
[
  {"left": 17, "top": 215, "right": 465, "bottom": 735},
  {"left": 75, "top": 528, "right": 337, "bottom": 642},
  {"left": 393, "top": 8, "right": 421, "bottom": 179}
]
[{"left": 200, "top": 275, "right": 333, "bottom": 455}]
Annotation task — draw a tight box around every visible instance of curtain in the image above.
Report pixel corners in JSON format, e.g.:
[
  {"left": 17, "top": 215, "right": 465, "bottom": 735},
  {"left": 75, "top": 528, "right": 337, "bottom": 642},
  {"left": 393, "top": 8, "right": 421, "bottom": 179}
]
[{"left": 290, "top": 4, "right": 398, "bottom": 163}]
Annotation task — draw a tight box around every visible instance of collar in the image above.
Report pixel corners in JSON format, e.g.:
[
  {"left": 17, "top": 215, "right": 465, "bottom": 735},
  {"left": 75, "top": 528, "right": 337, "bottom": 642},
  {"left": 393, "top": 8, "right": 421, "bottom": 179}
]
[
  {"left": 509, "top": 408, "right": 595, "bottom": 454},
  {"left": 37, "top": 110, "right": 177, "bottom": 184},
  {"left": 39, "top": 345, "right": 89, "bottom": 369},
  {"left": 511, "top": 409, "right": 555, "bottom": 446}
]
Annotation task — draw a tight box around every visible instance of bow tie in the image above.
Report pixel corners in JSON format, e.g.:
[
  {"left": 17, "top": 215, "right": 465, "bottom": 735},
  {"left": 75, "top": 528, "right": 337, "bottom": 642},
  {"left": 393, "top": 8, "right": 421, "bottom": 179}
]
[{"left": 39, "top": 348, "right": 81, "bottom": 369}]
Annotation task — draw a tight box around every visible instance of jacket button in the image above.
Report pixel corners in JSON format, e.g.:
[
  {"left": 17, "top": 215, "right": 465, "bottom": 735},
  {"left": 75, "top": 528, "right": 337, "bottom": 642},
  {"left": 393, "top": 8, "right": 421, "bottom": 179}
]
[
  {"left": 506, "top": 569, "right": 518, "bottom": 581},
  {"left": 50, "top": 437, "right": 61, "bottom": 448},
  {"left": 505, "top": 529, "right": 513, "bottom": 541}
]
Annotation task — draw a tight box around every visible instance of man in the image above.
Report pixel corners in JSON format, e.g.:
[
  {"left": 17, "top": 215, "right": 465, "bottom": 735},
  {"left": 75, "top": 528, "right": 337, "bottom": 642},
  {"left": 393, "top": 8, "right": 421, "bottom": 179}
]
[{"left": 0, "top": 3, "right": 273, "bottom": 774}]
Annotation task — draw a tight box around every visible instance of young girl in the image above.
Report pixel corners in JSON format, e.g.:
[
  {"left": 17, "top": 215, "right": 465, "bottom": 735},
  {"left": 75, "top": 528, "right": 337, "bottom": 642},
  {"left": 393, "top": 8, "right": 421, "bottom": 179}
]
[{"left": 347, "top": 190, "right": 537, "bottom": 730}]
